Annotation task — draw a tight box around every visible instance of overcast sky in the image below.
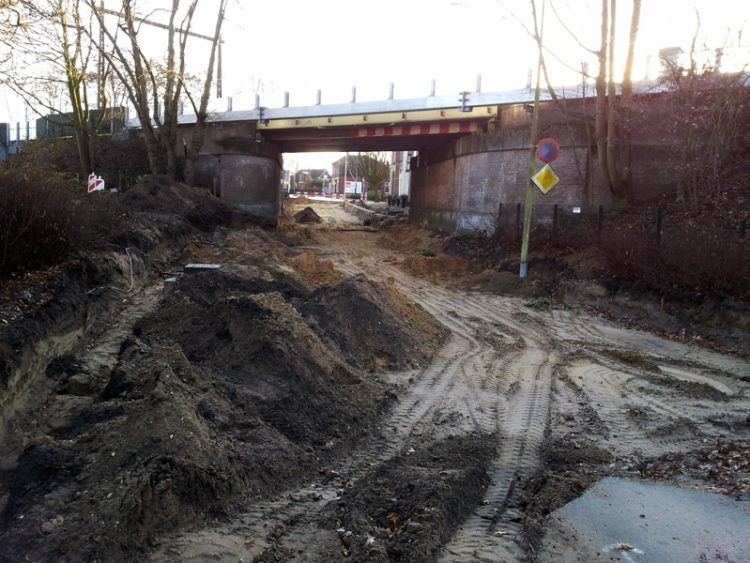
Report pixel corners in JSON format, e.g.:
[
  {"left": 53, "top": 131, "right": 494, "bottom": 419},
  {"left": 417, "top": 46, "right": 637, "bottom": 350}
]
[
  {"left": 221, "top": 0, "right": 748, "bottom": 104},
  {"left": 2, "top": 0, "right": 747, "bottom": 170},
  {"left": 224, "top": 0, "right": 749, "bottom": 169}
]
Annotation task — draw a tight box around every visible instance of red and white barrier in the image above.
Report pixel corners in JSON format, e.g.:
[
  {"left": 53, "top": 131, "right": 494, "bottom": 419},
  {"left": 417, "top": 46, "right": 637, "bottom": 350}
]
[{"left": 87, "top": 172, "right": 105, "bottom": 193}]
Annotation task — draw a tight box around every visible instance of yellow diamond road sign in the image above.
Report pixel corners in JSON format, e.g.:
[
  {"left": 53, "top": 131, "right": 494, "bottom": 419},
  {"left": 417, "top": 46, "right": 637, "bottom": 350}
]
[{"left": 531, "top": 163, "right": 560, "bottom": 194}]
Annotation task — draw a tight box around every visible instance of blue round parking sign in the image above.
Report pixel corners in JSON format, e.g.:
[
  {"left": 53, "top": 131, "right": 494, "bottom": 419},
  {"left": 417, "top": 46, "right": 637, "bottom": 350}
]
[{"left": 536, "top": 137, "right": 560, "bottom": 163}]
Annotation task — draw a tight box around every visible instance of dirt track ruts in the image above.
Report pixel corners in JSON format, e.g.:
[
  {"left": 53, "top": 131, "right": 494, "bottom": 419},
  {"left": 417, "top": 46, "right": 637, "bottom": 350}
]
[{"left": 152, "top": 214, "right": 750, "bottom": 562}]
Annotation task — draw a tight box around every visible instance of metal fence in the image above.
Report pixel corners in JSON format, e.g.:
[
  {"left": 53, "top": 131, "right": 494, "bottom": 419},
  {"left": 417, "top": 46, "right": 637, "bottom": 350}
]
[{"left": 496, "top": 202, "right": 748, "bottom": 244}]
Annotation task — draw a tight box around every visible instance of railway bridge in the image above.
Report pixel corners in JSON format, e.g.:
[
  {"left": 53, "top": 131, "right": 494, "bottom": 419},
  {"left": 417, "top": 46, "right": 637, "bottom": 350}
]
[
  {"left": 168, "top": 84, "right": 561, "bottom": 222},
  {"left": 135, "top": 80, "right": 677, "bottom": 231}
]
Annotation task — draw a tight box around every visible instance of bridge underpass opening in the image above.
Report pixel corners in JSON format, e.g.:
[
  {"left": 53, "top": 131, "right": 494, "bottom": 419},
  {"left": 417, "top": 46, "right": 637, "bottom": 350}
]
[
  {"left": 276, "top": 116, "right": 492, "bottom": 201},
  {"left": 274, "top": 118, "right": 491, "bottom": 201},
  {"left": 188, "top": 92, "right": 503, "bottom": 219}
]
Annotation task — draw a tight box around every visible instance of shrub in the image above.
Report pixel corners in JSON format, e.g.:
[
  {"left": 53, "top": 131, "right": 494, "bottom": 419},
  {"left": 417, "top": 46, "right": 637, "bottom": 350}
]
[
  {"left": 3, "top": 136, "right": 150, "bottom": 191},
  {"left": 1, "top": 139, "right": 79, "bottom": 184},
  {"left": 0, "top": 168, "right": 80, "bottom": 276},
  {"left": 420, "top": 246, "right": 436, "bottom": 257},
  {"left": 525, "top": 296, "right": 552, "bottom": 311},
  {"left": 92, "top": 136, "right": 150, "bottom": 191},
  {"left": 598, "top": 229, "right": 750, "bottom": 301}
]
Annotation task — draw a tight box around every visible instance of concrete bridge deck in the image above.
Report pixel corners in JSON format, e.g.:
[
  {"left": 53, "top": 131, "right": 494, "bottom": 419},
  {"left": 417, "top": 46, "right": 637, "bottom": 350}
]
[{"left": 130, "top": 84, "right": 593, "bottom": 153}]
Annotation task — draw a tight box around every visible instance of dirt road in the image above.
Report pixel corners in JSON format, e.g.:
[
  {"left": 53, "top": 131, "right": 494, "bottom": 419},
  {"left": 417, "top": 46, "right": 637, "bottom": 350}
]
[{"left": 150, "top": 203, "right": 750, "bottom": 562}]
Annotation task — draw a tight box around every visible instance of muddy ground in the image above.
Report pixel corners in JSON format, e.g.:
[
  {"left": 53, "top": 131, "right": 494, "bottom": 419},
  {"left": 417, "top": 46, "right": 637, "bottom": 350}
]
[{"left": 1, "top": 192, "right": 749, "bottom": 562}]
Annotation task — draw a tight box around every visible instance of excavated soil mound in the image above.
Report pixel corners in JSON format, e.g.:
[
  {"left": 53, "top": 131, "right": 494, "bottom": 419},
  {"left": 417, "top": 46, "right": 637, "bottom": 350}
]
[
  {"left": 299, "top": 274, "right": 448, "bottom": 371},
  {"left": 290, "top": 250, "right": 344, "bottom": 286},
  {"left": 123, "top": 175, "right": 235, "bottom": 232},
  {"left": 293, "top": 206, "right": 322, "bottom": 224},
  {"left": 401, "top": 252, "right": 476, "bottom": 280},
  {"left": 0, "top": 265, "right": 446, "bottom": 561}
]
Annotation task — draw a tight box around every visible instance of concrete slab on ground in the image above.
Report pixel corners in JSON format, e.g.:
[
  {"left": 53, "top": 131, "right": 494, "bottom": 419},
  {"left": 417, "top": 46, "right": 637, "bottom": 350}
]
[{"left": 538, "top": 477, "right": 750, "bottom": 563}]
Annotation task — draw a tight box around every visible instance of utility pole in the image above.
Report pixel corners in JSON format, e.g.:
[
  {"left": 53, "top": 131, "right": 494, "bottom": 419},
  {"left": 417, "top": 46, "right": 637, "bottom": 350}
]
[
  {"left": 344, "top": 152, "right": 349, "bottom": 195},
  {"left": 216, "top": 41, "right": 222, "bottom": 98},
  {"left": 519, "top": 0, "right": 546, "bottom": 279}
]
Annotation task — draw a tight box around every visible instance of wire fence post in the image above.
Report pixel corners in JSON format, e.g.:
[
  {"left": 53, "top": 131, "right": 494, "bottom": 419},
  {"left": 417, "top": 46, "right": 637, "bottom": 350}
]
[{"left": 656, "top": 207, "right": 664, "bottom": 245}]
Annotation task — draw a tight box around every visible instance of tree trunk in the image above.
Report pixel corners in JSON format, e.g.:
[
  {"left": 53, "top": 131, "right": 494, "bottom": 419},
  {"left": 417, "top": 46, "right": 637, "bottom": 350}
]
[
  {"left": 124, "top": 0, "right": 163, "bottom": 175},
  {"left": 75, "top": 129, "right": 92, "bottom": 181},
  {"left": 618, "top": 0, "right": 641, "bottom": 203},
  {"left": 59, "top": 0, "right": 94, "bottom": 183},
  {"left": 605, "top": 0, "right": 627, "bottom": 202},
  {"left": 162, "top": 0, "right": 180, "bottom": 180},
  {"left": 593, "top": 0, "right": 641, "bottom": 204},
  {"left": 184, "top": 0, "right": 227, "bottom": 186},
  {"left": 141, "top": 128, "right": 163, "bottom": 174},
  {"left": 594, "top": 0, "right": 609, "bottom": 188}
]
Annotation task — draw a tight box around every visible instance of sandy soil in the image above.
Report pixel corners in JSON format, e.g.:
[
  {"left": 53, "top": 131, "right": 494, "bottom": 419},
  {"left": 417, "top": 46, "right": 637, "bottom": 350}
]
[
  {"left": 1, "top": 195, "right": 748, "bottom": 562},
  {"left": 149, "top": 202, "right": 750, "bottom": 562}
]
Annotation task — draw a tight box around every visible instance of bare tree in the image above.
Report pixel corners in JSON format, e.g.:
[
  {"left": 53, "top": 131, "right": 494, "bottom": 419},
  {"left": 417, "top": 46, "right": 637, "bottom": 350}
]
[
  {"left": 85, "top": 0, "right": 159, "bottom": 173},
  {"left": 88, "top": 0, "right": 224, "bottom": 181},
  {"left": 161, "top": 0, "right": 194, "bottom": 178},
  {"left": 660, "top": 21, "right": 749, "bottom": 202},
  {"left": 496, "top": 0, "right": 641, "bottom": 203},
  {"left": 349, "top": 152, "right": 390, "bottom": 201},
  {"left": 0, "top": 1, "right": 23, "bottom": 63},
  {"left": 1, "top": 0, "right": 107, "bottom": 180},
  {"left": 183, "top": 0, "right": 227, "bottom": 186},
  {"left": 595, "top": 0, "right": 641, "bottom": 203}
]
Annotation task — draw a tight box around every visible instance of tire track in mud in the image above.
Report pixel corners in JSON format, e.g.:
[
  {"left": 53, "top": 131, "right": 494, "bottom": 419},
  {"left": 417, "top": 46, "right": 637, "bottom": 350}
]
[
  {"left": 326, "top": 243, "right": 558, "bottom": 561},
  {"left": 152, "top": 325, "right": 506, "bottom": 562},
  {"left": 251, "top": 273, "right": 526, "bottom": 559},
  {"left": 154, "top": 229, "right": 750, "bottom": 562},
  {"left": 311, "top": 235, "right": 750, "bottom": 559},
  {"left": 567, "top": 354, "right": 750, "bottom": 458},
  {"left": 565, "top": 361, "right": 703, "bottom": 457},
  {"left": 241, "top": 333, "right": 497, "bottom": 561},
  {"left": 153, "top": 242, "right": 531, "bottom": 561},
  {"left": 439, "top": 344, "right": 554, "bottom": 562},
  {"left": 545, "top": 308, "right": 750, "bottom": 378}
]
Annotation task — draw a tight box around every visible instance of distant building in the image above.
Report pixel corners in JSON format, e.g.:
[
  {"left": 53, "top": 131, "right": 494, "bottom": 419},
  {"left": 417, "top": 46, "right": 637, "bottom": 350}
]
[
  {"left": 36, "top": 107, "right": 126, "bottom": 139},
  {"left": 280, "top": 169, "right": 291, "bottom": 192},
  {"left": 316, "top": 169, "right": 332, "bottom": 191},
  {"left": 331, "top": 155, "right": 365, "bottom": 195},
  {"left": 390, "top": 150, "right": 416, "bottom": 196},
  {"left": 293, "top": 168, "right": 331, "bottom": 192}
]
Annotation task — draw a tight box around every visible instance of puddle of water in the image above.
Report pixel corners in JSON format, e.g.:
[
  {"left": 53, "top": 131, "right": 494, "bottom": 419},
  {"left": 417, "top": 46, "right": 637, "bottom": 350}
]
[{"left": 540, "top": 477, "right": 750, "bottom": 563}]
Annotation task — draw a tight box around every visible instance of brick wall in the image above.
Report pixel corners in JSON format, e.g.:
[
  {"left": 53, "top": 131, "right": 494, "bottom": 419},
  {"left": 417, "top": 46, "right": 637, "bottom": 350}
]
[
  {"left": 194, "top": 153, "right": 280, "bottom": 219},
  {"left": 410, "top": 95, "right": 693, "bottom": 231}
]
